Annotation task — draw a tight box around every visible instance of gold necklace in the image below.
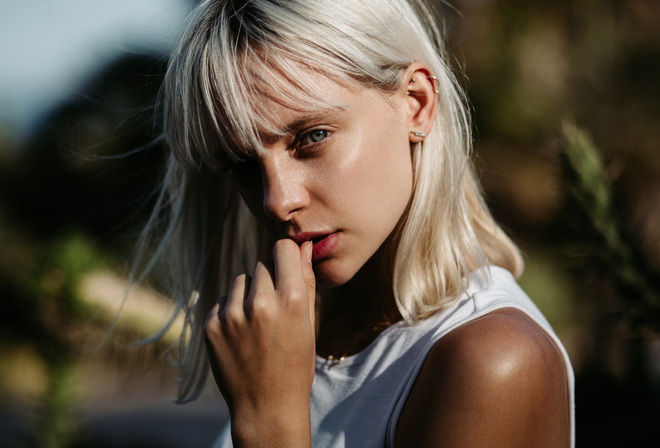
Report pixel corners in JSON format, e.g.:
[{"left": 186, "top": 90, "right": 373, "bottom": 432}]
[{"left": 321, "top": 319, "right": 395, "bottom": 366}]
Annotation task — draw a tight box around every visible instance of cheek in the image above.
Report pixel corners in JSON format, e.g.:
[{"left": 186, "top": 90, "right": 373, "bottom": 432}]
[
  {"left": 327, "top": 132, "right": 413, "bottom": 231},
  {"left": 358, "top": 128, "right": 413, "bottom": 206}
]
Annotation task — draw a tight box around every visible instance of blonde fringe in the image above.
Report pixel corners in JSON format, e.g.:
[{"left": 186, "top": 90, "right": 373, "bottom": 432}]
[{"left": 135, "top": 0, "right": 525, "bottom": 403}]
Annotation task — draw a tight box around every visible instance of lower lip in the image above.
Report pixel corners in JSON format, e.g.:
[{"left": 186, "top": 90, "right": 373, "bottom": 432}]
[{"left": 311, "top": 232, "right": 340, "bottom": 262}]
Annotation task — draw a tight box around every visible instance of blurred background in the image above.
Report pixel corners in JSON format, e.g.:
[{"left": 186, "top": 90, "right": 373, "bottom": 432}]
[{"left": 0, "top": 0, "right": 659, "bottom": 447}]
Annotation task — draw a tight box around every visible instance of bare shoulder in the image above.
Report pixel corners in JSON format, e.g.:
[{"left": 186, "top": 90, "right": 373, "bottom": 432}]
[
  {"left": 395, "top": 308, "right": 570, "bottom": 448},
  {"left": 435, "top": 308, "right": 566, "bottom": 387}
]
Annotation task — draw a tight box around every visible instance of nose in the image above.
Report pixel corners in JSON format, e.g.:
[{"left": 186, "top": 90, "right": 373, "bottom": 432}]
[{"left": 261, "top": 157, "right": 309, "bottom": 221}]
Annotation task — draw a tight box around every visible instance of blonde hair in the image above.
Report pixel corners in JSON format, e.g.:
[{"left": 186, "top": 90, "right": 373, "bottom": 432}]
[{"left": 139, "top": 0, "right": 523, "bottom": 403}]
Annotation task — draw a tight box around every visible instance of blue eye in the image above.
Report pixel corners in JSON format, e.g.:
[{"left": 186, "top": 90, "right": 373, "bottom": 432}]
[
  {"left": 301, "top": 129, "right": 329, "bottom": 146},
  {"left": 309, "top": 129, "right": 328, "bottom": 143}
]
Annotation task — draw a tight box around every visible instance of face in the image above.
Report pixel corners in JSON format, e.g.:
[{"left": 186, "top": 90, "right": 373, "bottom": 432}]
[{"left": 229, "top": 74, "right": 414, "bottom": 287}]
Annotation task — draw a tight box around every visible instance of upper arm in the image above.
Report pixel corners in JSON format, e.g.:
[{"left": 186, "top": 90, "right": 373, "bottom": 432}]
[{"left": 395, "top": 308, "right": 570, "bottom": 448}]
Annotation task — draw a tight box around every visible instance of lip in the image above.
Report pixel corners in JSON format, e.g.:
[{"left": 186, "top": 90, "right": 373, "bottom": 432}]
[
  {"left": 289, "top": 231, "right": 332, "bottom": 245},
  {"left": 289, "top": 231, "right": 341, "bottom": 262},
  {"left": 311, "top": 232, "right": 340, "bottom": 262}
]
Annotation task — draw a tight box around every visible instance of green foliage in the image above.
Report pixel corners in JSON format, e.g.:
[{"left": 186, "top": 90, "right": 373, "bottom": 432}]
[
  {"left": 29, "top": 235, "right": 106, "bottom": 448},
  {"left": 0, "top": 229, "right": 108, "bottom": 447},
  {"left": 518, "top": 249, "right": 576, "bottom": 330},
  {"left": 37, "top": 359, "right": 77, "bottom": 448},
  {"left": 561, "top": 121, "right": 660, "bottom": 329},
  {"left": 27, "top": 234, "right": 106, "bottom": 319}
]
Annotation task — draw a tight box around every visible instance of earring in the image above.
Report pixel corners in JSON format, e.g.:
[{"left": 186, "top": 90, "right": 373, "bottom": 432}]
[
  {"left": 410, "top": 130, "right": 426, "bottom": 138},
  {"left": 407, "top": 77, "right": 416, "bottom": 96},
  {"left": 427, "top": 75, "right": 439, "bottom": 94},
  {"left": 406, "top": 75, "right": 439, "bottom": 95}
]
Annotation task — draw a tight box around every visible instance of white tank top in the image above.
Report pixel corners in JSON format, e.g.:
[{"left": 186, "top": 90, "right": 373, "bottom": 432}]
[{"left": 211, "top": 266, "right": 575, "bottom": 448}]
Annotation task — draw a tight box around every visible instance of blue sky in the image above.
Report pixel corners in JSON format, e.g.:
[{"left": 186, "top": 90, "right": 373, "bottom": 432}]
[{"left": 0, "top": 0, "right": 192, "bottom": 141}]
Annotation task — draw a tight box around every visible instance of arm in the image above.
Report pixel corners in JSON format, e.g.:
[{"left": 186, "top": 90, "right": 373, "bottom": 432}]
[
  {"left": 395, "top": 308, "right": 570, "bottom": 448},
  {"left": 204, "top": 239, "right": 317, "bottom": 448}
]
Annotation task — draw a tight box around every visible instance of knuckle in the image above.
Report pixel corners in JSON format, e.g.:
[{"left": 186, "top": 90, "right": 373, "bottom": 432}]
[
  {"left": 204, "top": 311, "right": 219, "bottom": 338},
  {"left": 273, "top": 238, "right": 297, "bottom": 256},
  {"left": 249, "top": 295, "right": 276, "bottom": 320},
  {"left": 284, "top": 289, "right": 308, "bottom": 312},
  {"left": 222, "top": 304, "right": 244, "bottom": 326}
]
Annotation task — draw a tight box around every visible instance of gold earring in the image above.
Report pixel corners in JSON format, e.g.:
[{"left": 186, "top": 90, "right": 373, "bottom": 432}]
[{"left": 407, "top": 77, "right": 416, "bottom": 95}]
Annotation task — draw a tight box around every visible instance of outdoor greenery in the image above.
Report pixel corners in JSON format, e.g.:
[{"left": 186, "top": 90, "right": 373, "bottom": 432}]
[{"left": 1, "top": 0, "right": 659, "bottom": 446}]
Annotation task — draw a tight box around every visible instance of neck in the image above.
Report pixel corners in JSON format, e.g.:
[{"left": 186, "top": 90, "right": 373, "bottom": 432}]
[{"left": 316, "top": 244, "right": 402, "bottom": 359}]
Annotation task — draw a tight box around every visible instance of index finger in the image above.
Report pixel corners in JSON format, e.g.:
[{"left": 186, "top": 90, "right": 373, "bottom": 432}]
[{"left": 272, "top": 238, "right": 307, "bottom": 295}]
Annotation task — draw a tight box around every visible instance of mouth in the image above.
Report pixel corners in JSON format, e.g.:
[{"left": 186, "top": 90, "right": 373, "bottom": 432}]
[
  {"left": 288, "top": 231, "right": 341, "bottom": 262},
  {"left": 310, "top": 232, "right": 340, "bottom": 262},
  {"left": 289, "top": 231, "right": 331, "bottom": 245}
]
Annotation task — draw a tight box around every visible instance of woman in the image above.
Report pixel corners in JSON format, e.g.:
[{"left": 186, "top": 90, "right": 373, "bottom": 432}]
[{"left": 140, "top": 0, "right": 575, "bottom": 446}]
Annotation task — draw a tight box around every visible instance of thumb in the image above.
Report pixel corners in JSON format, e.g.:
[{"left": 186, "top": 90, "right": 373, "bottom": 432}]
[{"left": 299, "top": 241, "right": 316, "bottom": 332}]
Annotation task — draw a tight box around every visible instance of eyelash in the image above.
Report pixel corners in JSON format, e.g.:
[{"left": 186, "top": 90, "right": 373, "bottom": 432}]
[
  {"left": 223, "top": 128, "right": 331, "bottom": 176},
  {"left": 295, "top": 128, "right": 331, "bottom": 153}
]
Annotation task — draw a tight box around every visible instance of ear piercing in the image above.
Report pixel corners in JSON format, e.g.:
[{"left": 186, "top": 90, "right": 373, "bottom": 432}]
[
  {"left": 408, "top": 74, "right": 434, "bottom": 139},
  {"left": 427, "top": 75, "right": 439, "bottom": 94},
  {"left": 407, "top": 75, "right": 439, "bottom": 95}
]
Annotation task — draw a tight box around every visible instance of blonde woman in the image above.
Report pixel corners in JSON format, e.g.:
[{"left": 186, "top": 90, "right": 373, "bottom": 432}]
[{"left": 140, "top": 0, "right": 575, "bottom": 446}]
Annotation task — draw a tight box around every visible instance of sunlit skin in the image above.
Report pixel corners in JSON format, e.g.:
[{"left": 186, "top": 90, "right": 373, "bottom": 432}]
[
  {"left": 221, "top": 66, "right": 437, "bottom": 361},
  {"left": 204, "top": 64, "right": 435, "bottom": 447},
  {"left": 203, "top": 64, "right": 570, "bottom": 448},
  {"left": 230, "top": 72, "right": 417, "bottom": 289}
]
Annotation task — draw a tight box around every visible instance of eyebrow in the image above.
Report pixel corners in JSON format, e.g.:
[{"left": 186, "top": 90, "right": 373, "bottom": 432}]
[{"left": 258, "top": 107, "right": 345, "bottom": 143}]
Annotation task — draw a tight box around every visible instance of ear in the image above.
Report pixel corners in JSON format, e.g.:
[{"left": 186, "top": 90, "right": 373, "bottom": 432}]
[{"left": 402, "top": 63, "right": 438, "bottom": 143}]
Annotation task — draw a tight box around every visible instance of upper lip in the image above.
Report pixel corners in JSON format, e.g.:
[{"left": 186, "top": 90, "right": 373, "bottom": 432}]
[{"left": 288, "top": 231, "right": 333, "bottom": 245}]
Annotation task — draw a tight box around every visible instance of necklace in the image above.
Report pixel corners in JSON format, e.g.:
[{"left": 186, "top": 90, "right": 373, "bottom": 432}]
[
  {"left": 320, "top": 319, "right": 396, "bottom": 366},
  {"left": 324, "top": 355, "right": 346, "bottom": 366}
]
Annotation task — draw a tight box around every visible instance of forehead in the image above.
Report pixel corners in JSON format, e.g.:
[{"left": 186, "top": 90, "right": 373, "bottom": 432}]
[
  {"left": 254, "top": 71, "right": 350, "bottom": 138},
  {"left": 225, "top": 57, "right": 353, "bottom": 154},
  {"left": 193, "top": 45, "right": 397, "bottom": 170}
]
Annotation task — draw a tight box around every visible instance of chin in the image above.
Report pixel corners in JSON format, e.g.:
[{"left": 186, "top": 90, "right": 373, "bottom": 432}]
[{"left": 312, "top": 258, "right": 358, "bottom": 288}]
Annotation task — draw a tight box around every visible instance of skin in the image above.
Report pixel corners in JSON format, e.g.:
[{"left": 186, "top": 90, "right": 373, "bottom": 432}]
[
  {"left": 203, "top": 64, "right": 570, "bottom": 447},
  {"left": 229, "top": 68, "right": 420, "bottom": 289},
  {"left": 395, "top": 308, "right": 571, "bottom": 448},
  {"left": 205, "top": 240, "right": 316, "bottom": 447}
]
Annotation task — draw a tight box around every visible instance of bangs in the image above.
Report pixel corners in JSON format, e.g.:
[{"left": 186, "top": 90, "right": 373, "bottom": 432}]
[
  {"left": 163, "top": 8, "right": 358, "bottom": 171},
  {"left": 213, "top": 47, "right": 349, "bottom": 163},
  {"left": 162, "top": 0, "right": 410, "bottom": 172}
]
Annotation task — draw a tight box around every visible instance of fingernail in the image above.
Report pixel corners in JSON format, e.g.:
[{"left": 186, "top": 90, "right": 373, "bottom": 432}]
[{"left": 307, "top": 241, "right": 313, "bottom": 263}]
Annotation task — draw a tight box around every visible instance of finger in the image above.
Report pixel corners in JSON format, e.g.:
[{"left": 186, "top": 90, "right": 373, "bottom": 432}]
[
  {"left": 299, "top": 240, "right": 317, "bottom": 331},
  {"left": 222, "top": 273, "right": 251, "bottom": 325},
  {"left": 244, "top": 260, "right": 275, "bottom": 315},
  {"left": 272, "top": 238, "right": 306, "bottom": 295},
  {"left": 251, "top": 259, "right": 276, "bottom": 289},
  {"left": 204, "top": 295, "right": 227, "bottom": 332},
  {"left": 210, "top": 295, "right": 228, "bottom": 318}
]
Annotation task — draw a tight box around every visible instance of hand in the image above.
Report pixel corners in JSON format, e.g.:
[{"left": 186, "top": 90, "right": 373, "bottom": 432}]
[{"left": 204, "top": 239, "right": 316, "bottom": 447}]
